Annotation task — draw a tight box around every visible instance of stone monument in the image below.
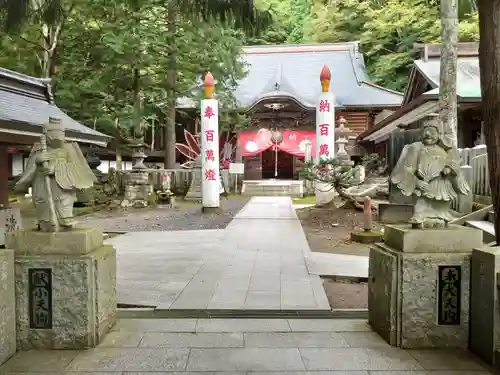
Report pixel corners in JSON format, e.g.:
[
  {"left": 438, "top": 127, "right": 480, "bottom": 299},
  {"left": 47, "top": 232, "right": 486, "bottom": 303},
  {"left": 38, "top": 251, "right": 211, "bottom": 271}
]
[
  {"left": 368, "top": 116, "right": 483, "bottom": 349},
  {"left": 5, "top": 117, "right": 117, "bottom": 350},
  {"left": 469, "top": 246, "right": 500, "bottom": 366}
]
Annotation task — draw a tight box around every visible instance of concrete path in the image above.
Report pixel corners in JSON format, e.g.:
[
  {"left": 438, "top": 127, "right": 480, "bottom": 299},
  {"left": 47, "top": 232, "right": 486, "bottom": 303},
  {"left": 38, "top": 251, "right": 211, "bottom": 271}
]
[
  {"left": 0, "top": 318, "right": 492, "bottom": 374},
  {"left": 109, "top": 196, "right": 330, "bottom": 311}
]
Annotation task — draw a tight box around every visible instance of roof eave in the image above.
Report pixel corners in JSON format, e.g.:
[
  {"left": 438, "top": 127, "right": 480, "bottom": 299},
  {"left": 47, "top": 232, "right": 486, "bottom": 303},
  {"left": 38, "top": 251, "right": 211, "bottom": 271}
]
[
  {"left": 247, "top": 92, "right": 315, "bottom": 112},
  {"left": 357, "top": 94, "right": 436, "bottom": 140},
  {"left": 0, "top": 119, "right": 110, "bottom": 147}
]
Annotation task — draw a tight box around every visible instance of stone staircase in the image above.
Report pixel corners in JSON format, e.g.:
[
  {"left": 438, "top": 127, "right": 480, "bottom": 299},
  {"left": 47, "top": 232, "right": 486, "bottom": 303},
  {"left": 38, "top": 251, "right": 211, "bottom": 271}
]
[
  {"left": 241, "top": 180, "right": 304, "bottom": 198},
  {"left": 452, "top": 205, "right": 496, "bottom": 244}
]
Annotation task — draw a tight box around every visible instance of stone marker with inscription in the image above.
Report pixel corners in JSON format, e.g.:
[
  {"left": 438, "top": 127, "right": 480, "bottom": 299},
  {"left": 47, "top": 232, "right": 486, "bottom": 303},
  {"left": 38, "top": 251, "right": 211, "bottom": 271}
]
[
  {"left": 368, "top": 115, "right": 482, "bottom": 349},
  {"left": 470, "top": 247, "right": 500, "bottom": 366},
  {"left": 4, "top": 117, "right": 117, "bottom": 350}
]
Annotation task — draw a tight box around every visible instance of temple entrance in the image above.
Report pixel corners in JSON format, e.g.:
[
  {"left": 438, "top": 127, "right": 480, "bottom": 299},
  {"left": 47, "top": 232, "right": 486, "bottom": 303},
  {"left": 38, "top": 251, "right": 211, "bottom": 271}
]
[{"left": 262, "top": 148, "right": 294, "bottom": 179}]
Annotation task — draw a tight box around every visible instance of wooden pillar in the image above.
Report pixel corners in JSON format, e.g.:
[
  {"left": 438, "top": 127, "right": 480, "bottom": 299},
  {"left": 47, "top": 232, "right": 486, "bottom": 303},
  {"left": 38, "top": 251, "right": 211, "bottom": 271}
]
[{"left": 0, "top": 146, "right": 9, "bottom": 208}]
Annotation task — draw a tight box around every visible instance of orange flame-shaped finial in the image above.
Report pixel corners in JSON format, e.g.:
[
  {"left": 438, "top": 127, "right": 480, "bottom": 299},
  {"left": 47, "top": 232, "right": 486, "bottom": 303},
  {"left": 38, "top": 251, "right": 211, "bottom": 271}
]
[
  {"left": 320, "top": 65, "right": 331, "bottom": 92},
  {"left": 204, "top": 72, "right": 215, "bottom": 99}
]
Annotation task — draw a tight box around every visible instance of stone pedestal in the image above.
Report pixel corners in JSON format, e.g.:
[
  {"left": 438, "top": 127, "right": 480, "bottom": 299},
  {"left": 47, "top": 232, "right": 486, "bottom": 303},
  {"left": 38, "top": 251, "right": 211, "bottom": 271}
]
[
  {"left": 184, "top": 167, "right": 202, "bottom": 201},
  {"left": 368, "top": 224, "right": 482, "bottom": 349},
  {"left": 5, "top": 227, "right": 117, "bottom": 349},
  {"left": 0, "top": 248, "right": 15, "bottom": 365},
  {"left": 378, "top": 203, "right": 414, "bottom": 224},
  {"left": 121, "top": 170, "right": 153, "bottom": 208},
  {"left": 470, "top": 247, "right": 500, "bottom": 365}
]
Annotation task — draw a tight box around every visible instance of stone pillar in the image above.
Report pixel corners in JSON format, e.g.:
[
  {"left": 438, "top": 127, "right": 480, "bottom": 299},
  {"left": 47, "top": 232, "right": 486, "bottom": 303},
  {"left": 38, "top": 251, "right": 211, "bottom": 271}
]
[
  {"left": 368, "top": 224, "right": 482, "bottom": 348},
  {"left": 0, "top": 146, "right": 9, "bottom": 208},
  {"left": 470, "top": 247, "right": 500, "bottom": 365},
  {"left": 315, "top": 65, "right": 335, "bottom": 161},
  {"left": 315, "top": 65, "right": 335, "bottom": 205},
  {"left": 5, "top": 227, "right": 117, "bottom": 349},
  {"left": 0, "top": 248, "right": 15, "bottom": 365},
  {"left": 200, "top": 72, "right": 220, "bottom": 211},
  {"left": 121, "top": 170, "right": 153, "bottom": 208},
  {"left": 0, "top": 207, "right": 22, "bottom": 247}
]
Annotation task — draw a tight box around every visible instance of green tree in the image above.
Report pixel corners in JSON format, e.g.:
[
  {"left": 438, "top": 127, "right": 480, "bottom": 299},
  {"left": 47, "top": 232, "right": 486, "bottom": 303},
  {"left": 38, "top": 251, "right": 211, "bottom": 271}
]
[
  {"left": 478, "top": 0, "right": 500, "bottom": 244},
  {"left": 304, "top": 0, "right": 479, "bottom": 91}
]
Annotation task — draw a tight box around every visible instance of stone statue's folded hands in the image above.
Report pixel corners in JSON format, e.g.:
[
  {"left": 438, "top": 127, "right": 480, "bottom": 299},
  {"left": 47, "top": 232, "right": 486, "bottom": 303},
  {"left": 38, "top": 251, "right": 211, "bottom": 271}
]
[
  {"left": 42, "top": 166, "right": 55, "bottom": 176},
  {"left": 35, "top": 152, "right": 50, "bottom": 165},
  {"left": 416, "top": 179, "right": 429, "bottom": 191},
  {"left": 441, "top": 166, "right": 452, "bottom": 176}
]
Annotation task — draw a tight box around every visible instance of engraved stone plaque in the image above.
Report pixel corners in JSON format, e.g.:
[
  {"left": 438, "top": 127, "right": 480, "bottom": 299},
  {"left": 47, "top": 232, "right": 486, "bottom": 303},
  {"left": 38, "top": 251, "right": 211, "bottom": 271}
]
[
  {"left": 28, "top": 268, "right": 52, "bottom": 329},
  {"left": 437, "top": 265, "right": 461, "bottom": 326}
]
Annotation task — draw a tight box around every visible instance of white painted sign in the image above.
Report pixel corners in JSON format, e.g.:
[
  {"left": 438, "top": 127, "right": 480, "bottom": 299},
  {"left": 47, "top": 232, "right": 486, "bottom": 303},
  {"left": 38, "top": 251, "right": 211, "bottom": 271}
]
[
  {"left": 229, "top": 162, "right": 245, "bottom": 174},
  {"left": 201, "top": 98, "right": 220, "bottom": 208},
  {"left": 315, "top": 92, "right": 335, "bottom": 161}
]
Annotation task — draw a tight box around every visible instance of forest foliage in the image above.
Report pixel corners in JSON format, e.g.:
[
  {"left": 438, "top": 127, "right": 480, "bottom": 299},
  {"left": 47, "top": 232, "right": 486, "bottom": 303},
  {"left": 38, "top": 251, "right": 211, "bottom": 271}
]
[{"left": 0, "top": 0, "right": 480, "bottom": 143}]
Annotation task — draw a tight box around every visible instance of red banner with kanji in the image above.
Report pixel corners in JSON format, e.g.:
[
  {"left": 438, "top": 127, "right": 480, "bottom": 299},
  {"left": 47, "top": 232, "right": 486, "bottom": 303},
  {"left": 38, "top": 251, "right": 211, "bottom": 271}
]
[{"left": 238, "top": 129, "right": 316, "bottom": 157}]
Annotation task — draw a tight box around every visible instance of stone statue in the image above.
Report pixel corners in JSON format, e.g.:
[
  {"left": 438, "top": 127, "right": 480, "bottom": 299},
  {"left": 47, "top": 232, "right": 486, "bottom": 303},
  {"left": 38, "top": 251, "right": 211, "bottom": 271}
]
[
  {"left": 390, "top": 115, "right": 470, "bottom": 228},
  {"left": 14, "top": 117, "right": 96, "bottom": 231}
]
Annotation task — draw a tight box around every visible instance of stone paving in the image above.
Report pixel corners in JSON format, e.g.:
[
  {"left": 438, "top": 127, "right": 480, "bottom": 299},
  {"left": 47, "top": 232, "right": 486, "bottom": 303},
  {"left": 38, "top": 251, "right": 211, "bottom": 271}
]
[
  {"left": 306, "top": 252, "right": 368, "bottom": 279},
  {"left": 110, "top": 197, "right": 330, "bottom": 311},
  {"left": 0, "top": 318, "right": 493, "bottom": 374}
]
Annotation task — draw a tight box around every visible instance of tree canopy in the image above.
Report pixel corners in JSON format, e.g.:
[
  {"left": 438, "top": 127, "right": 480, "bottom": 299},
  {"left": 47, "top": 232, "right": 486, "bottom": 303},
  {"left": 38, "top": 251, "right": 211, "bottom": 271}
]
[{"left": 0, "top": 0, "right": 481, "bottom": 145}]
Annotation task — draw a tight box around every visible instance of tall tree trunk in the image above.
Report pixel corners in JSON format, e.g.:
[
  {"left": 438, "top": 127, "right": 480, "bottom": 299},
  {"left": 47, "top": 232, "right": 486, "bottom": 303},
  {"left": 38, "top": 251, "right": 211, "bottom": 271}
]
[
  {"left": 439, "top": 0, "right": 458, "bottom": 148},
  {"left": 132, "top": 68, "right": 142, "bottom": 137},
  {"left": 478, "top": 0, "right": 500, "bottom": 244},
  {"left": 114, "top": 118, "right": 123, "bottom": 171},
  {"left": 164, "top": 7, "right": 178, "bottom": 169}
]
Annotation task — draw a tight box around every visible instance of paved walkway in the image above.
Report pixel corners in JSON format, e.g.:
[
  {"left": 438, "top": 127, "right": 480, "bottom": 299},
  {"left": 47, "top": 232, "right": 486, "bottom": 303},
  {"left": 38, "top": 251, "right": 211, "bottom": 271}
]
[
  {"left": 0, "top": 318, "right": 492, "bottom": 374},
  {"left": 110, "top": 197, "right": 330, "bottom": 311}
]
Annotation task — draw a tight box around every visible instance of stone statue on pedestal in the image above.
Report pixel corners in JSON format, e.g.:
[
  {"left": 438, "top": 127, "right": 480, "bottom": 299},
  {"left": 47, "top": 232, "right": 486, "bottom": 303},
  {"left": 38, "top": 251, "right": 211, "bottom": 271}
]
[
  {"left": 390, "top": 115, "right": 470, "bottom": 228},
  {"left": 14, "top": 117, "right": 96, "bottom": 231}
]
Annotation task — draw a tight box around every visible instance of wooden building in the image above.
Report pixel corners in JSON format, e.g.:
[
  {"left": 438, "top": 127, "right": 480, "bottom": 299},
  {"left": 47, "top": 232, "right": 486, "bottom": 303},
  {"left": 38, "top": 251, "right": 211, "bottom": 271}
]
[
  {"left": 142, "top": 42, "right": 403, "bottom": 179},
  {"left": 0, "top": 68, "right": 109, "bottom": 207},
  {"left": 357, "top": 42, "right": 482, "bottom": 162},
  {"left": 234, "top": 43, "right": 403, "bottom": 180}
]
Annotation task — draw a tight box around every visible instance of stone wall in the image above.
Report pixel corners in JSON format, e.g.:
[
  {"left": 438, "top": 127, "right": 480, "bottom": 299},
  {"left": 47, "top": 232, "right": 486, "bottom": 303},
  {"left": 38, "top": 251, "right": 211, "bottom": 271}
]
[{"left": 0, "top": 249, "right": 15, "bottom": 366}]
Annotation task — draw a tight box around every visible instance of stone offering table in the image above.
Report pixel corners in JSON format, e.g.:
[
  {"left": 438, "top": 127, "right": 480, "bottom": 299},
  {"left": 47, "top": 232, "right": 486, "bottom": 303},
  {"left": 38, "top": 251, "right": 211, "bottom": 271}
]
[
  {"left": 5, "top": 227, "right": 117, "bottom": 349},
  {"left": 368, "top": 224, "right": 482, "bottom": 349}
]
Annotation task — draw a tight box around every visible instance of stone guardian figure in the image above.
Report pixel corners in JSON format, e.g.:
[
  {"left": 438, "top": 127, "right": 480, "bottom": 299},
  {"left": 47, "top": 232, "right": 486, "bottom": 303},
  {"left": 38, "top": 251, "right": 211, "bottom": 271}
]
[
  {"left": 390, "top": 115, "right": 470, "bottom": 228},
  {"left": 14, "top": 117, "right": 96, "bottom": 231}
]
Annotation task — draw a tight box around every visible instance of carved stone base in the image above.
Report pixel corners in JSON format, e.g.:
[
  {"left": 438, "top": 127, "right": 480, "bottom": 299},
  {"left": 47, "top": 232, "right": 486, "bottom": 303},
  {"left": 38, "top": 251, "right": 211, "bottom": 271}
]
[
  {"left": 368, "top": 224, "right": 482, "bottom": 349},
  {"left": 6, "top": 228, "right": 117, "bottom": 349},
  {"left": 184, "top": 168, "right": 202, "bottom": 201},
  {"left": 0, "top": 249, "right": 15, "bottom": 365},
  {"left": 121, "top": 171, "right": 153, "bottom": 208}
]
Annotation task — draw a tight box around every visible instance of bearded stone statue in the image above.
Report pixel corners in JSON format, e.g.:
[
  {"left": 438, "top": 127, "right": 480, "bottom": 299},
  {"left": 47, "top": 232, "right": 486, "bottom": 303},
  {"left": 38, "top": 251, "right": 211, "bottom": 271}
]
[
  {"left": 390, "top": 115, "right": 470, "bottom": 228},
  {"left": 14, "top": 117, "right": 96, "bottom": 232}
]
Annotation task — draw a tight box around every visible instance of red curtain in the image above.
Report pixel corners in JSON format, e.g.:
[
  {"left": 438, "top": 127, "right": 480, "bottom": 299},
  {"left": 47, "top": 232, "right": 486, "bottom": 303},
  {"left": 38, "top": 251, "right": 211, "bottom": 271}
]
[
  {"left": 238, "top": 130, "right": 316, "bottom": 157},
  {"left": 238, "top": 129, "right": 273, "bottom": 156}
]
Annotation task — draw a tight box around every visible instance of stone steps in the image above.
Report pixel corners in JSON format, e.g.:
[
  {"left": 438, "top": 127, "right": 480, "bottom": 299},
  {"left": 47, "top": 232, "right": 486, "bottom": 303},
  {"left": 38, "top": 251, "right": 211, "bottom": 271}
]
[{"left": 241, "top": 180, "right": 304, "bottom": 198}]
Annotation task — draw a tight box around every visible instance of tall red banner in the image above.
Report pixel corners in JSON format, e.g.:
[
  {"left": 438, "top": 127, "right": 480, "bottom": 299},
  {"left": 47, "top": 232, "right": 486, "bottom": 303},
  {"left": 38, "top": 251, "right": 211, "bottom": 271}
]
[{"left": 238, "top": 129, "right": 316, "bottom": 157}]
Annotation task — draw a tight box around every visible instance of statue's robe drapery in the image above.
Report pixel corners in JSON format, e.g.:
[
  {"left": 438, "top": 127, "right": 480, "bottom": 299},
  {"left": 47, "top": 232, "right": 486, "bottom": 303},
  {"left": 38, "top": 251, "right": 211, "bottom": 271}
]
[
  {"left": 16, "top": 142, "right": 96, "bottom": 225},
  {"left": 390, "top": 141, "right": 470, "bottom": 223}
]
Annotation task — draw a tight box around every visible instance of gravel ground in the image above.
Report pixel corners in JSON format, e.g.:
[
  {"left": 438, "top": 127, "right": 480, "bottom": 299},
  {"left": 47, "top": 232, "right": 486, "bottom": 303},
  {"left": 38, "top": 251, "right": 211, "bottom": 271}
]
[
  {"left": 297, "top": 201, "right": 374, "bottom": 309},
  {"left": 77, "top": 196, "right": 250, "bottom": 232}
]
